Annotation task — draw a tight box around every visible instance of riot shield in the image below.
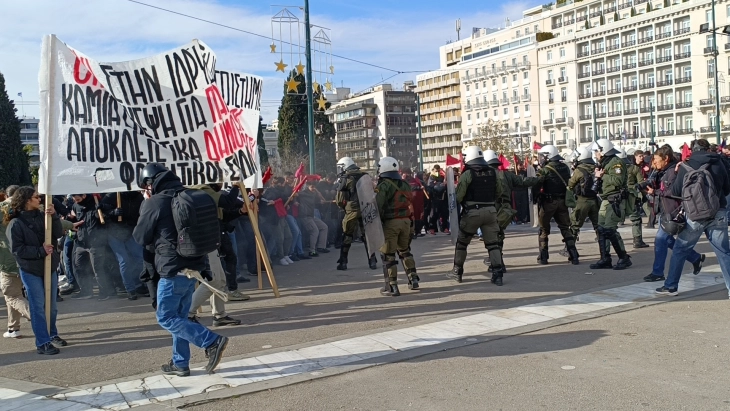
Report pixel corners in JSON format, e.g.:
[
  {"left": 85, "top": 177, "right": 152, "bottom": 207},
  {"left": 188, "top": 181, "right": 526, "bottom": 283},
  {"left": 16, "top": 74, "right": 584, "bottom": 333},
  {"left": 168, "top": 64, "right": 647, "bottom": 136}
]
[
  {"left": 356, "top": 174, "right": 385, "bottom": 255},
  {"left": 447, "top": 167, "right": 459, "bottom": 245},
  {"left": 527, "top": 164, "right": 537, "bottom": 228}
]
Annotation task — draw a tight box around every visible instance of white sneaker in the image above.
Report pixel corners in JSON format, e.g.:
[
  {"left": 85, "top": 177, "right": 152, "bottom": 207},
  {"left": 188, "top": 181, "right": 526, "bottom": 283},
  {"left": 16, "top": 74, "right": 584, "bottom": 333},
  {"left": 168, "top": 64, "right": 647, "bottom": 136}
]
[
  {"left": 3, "top": 330, "right": 21, "bottom": 338},
  {"left": 279, "top": 258, "right": 290, "bottom": 266},
  {"left": 285, "top": 256, "right": 294, "bottom": 264}
]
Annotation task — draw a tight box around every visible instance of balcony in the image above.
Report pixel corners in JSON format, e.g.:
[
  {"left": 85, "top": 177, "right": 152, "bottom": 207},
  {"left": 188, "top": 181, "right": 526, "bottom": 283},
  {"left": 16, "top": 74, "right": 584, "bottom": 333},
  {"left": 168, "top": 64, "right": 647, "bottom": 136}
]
[
  {"left": 552, "top": 22, "right": 563, "bottom": 29},
  {"left": 549, "top": 98, "right": 555, "bottom": 104},
  {"left": 595, "top": 112, "right": 606, "bottom": 119},
  {"left": 700, "top": 98, "right": 716, "bottom": 106},
  {"left": 577, "top": 51, "right": 591, "bottom": 58},
  {"left": 623, "top": 62, "right": 637, "bottom": 70},
  {"left": 640, "top": 106, "right": 652, "bottom": 113},
  {"left": 675, "top": 101, "right": 692, "bottom": 109},
  {"left": 593, "top": 90, "right": 606, "bottom": 97},
  {"left": 555, "top": 139, "right": 567, "bottom": 145},
  {"left": 639, "top": 82, "right": 655, "bottom": 90},
  {"left": 676, "top": 128, "right": 693, "bottom": 135},
  {"left": 656, "top": 56, "right": 672, "bottom": 64},
  {"left": 675, "top": 76, "right": 692, "bottom": 85},
  {"left": 579, "top": 93, "right": 592, "bottom": 99},
  {"left": 590, "top": 11, "right": 603, "bottom": 18},
  {"left": 605, "top": 6, "right": 616, "bottom": 13},
  {"left": 565, "top": 19, "right": 575, "bottom": 25},
  {"left": 546, "top": 79, "right": 555, "bottom": 86},
  {"left": 558, "top": 76, "right": 568, "bottom": 83},
  {"left": 624, "top": 108, "right": 638, "bottom": 115},
  {"left": 700, "top": 126, "right": 716, "bottom": 133},
  {"left": 607, "top": 66, "right": 621, "bottom": 73},
  {"left": 623, "top": 40, "right": 636, "bottom": 48},
  {"left": 656, "top": 32, "right": 671, "bottom": 40},
  {"left": 607, "top": 44, "right": 621, "bottom": 52},
  {"left": 501, "top": 99, "right": 509, "bottom": 105},
  {"left": 725, "top": 43, "right": 730, "bottom": 52},
  {"left": 593, "top": 68, "right": 605, "bottom": 76},
  {"left": 508, "top": 64, "right": 518, "bottom": 72},
  {"left": 624, "top": 85, "right": 638, "bottom": 92},
  {"left": 657, "top": 104, "right": 673, "bottom": 111},
  {"left": 658, "top": 130, "right": 674, "bottom": 136},
  {"left": 543, "top": 119, "right": 554, "bottom": 126},
  {"left": 608, "top": 111, "right": 622, "bottom": 117},
  {"left": 592, "top": 48, "right": 605, "bottom": 54},
  {"left": 576, "top": 15, "right": 587, "bottom": 22},
  {"left": 518, "top": 62, "right": 531, "bottom": 70},
  {"left": 639, "top": 36, "right": 654, "bottom": 44},
  {"left": 618, "top": 2, "right": 632, "bottom": 9},
  {"left": 578, "top": 71, "right": 591, "bottom": 79},
  {"left": 579, "top": 114, "right": 592, "bottom": 120},
  {"left": 511, "top": 96, "right": 520, "bottom": 104},
  {"left": 561, "top": 96, "right": 568, "bottom": 102},
  {"left": 580, "top": 136, "right": 593, "bottom": 143},
  {"left": 675, "top": 52, "right": 691, "bottom": 60},
  {"left": 722, "top": 96, "right": 730, "bottom": 104},
  {"left": 704, "top": 47, "right": 718, "bottom": 55},
  {"left": 521, "top": 94, "right": 531, "bottom": 101},
  {"left": 491, "top": 100, "right": 499, "bottom": 106},
  {"left": 638, "top": 59, "right": 654, "bottom": 67},
  {"left": 674, "top": 27, "right": 690, "bottom": 36},
  {"left": 555, "top": 118, "right": 567, "bottom": 124},
  {"left": 656, "top": 79, "right": 673, "bottom": 87},
  {"left": 465, "top": 104, "right": 474, "bottom": 111},
  {"left": 608, "top": 88, "right": 621, "bottom": 95}
]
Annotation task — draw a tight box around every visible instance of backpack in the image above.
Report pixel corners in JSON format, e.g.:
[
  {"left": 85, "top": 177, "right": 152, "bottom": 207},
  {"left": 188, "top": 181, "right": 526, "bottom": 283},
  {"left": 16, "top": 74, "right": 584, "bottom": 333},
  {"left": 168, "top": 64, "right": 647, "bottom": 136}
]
[
  {"left": 680, "top": 163, "right": 720, "bottom": 222},
  {"left": 168, "top": 189, "right": 221, "bottom": 257}
]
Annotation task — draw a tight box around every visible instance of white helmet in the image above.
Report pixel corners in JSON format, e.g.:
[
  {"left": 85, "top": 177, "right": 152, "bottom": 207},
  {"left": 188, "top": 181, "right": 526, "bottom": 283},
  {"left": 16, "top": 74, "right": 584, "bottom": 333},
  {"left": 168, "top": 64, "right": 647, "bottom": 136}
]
[
  {"left": 617, "top": 148, "right": 627, "bottom": 159},
  {"left": 463, "top": 146, "right": 488, "bottom": 166},
  {"left": 577, "top": 147, "right": 594, "bottom": 163},
  {"left": 538, "top": 144, "right": 559, "bottom": 159},
  {"left": 377, "top": 156, "right": 400, "bottom": 179},
  {"left": 337, "top": 157, "right": 357, "bottom": 173},
  {"left": 592, "top": 138, "right": 616, "bottom": 154},
  {"left": 484, "top": 149, "right": 500, "bottom": 165}
]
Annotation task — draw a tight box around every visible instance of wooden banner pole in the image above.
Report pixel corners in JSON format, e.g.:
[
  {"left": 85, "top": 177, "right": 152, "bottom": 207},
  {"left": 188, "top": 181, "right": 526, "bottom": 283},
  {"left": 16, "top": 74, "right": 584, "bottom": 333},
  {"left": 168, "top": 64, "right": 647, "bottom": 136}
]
[
  {"left": 237, "top": 181, "right": 279, "bottom": 297},
  {"left": 116, "top": 192, "right": 122, "bottom": 222},
  {"left": 43, "top": 195, "right": 52, "bottom": 335},
  {"left": 93, "top": 196, "right": 105, "bottom": 224},
  {"left": 256, "top": 243, "right": 263, "bottom": 290}
]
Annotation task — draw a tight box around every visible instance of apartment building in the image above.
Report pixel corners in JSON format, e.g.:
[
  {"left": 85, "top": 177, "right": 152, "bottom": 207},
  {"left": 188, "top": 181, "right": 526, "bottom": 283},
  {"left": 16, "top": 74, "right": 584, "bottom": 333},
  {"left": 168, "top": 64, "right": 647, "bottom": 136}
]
[
  {"left": 538, "top": 0, "right": 730, "bottom": 152},
  {"left": 328, "top": 84, "right": 418, "bottom": 172},
  {"left": 20, "top": 117, "right": 40, "bottom": 167},
  {"left": 415, "top": 70, "right": 462, "bottom": 168}
]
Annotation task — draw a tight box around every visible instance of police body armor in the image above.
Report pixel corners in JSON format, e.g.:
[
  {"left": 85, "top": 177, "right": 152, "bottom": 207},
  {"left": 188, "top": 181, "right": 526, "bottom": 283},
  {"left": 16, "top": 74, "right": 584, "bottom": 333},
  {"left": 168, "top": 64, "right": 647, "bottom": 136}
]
[{"left": 463, "top": 166, "right": 497, "bottom": 205}]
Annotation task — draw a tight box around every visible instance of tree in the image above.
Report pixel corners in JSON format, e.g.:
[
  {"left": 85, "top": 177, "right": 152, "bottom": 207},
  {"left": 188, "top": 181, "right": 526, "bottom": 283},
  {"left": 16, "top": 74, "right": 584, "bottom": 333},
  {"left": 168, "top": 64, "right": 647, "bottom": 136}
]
[
  {"left": 22, "top": 145, "right": 38, "bottom": 185},
  {"left": 277, "top": 70, "right": 308, "bottom": 157},
  {"left": 256, "top": 116, "right": 268, "bottom": 166},
  {"left": 0, "top": 72, "right": 31, "bottom": 189},
  {"left": 472, "top": 119, "right": 512, "bottom": 154},
  {"left": 313, "top": 85, "right": 336, "bottom": 175}
]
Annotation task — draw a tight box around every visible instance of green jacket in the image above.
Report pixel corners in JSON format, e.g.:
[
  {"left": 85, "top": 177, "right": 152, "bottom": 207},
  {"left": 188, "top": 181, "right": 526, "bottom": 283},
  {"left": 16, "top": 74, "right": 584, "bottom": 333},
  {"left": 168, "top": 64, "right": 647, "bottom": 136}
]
[
  {"left": 600, "top": 155, "right": 628, "bottom": 196},
  {"left": 568, "top": 163, "right": 595, "bottom": 195},
  {"left": 626, "top": 164, "right": 645, "bottom": 196},
  {"left": 0, "top": 200, "right": 19, "bottom": 275},
  {"left": 335, "top": 169, "right": 367, "bottom": 214},
  {"left": 376, "top": 178, "right": 412, "bottom": 220},
  {"left": 496, "top": 168, "right": 540, "bottom": 207}
]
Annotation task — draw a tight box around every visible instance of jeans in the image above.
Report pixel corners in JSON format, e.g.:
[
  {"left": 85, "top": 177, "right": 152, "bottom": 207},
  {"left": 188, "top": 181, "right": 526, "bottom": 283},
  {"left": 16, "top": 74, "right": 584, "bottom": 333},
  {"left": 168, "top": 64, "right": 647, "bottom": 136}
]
[
  {"left": 285, "top": 215, "right": 303, "bottom": 255},
  {"left": 108, "top": 233, "right": 144, "bottom": 293},
  {"left": 664, "top": 210, "right": 730, "bottom": 292},
  {"left": 156, "top": 276, "right": 220, "bottom": 368},
  {"left": 63, "top": 236, "right": 75, "bottom": 284},
  {"left": 20, "top": 269, "right": 59, "bottom": 347},
  {"left": 652, "top": 222, "right": 701, "bottom": 277},
  {"left": 237, "top": 218, "right": 276, "bottom": 274}
]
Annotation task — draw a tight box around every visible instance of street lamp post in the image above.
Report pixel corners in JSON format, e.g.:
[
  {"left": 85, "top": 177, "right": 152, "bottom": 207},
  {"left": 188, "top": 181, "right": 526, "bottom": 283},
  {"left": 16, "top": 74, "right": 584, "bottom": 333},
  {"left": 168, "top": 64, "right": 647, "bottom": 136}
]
[
  {"left": 304, "top": 0, "right": 316, "bottom": 173},
  {"left": 416, "top": 94, "right": 424, "bottom": 172}
]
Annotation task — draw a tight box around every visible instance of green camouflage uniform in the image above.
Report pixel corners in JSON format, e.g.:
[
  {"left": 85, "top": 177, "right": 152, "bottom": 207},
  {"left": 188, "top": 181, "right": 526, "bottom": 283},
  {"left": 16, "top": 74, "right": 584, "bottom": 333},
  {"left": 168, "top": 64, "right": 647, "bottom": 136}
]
[
  {"left": 335, "top": 168, "right": 375, "bottom": 267},
  {"left": 626, "top": 163, "right": 646, "bottom": 242},
  {"left": 375, "top": 178, "right": 417, "bottom": 287},
  {"left": 592, "top": 154, "right": 631, "bottom": 268},
  {"left": 567, "top": 163, "right": 600, "bottom": 241},
  {"left": 534, "top": 160, "right": 577, "bottom": 263}
]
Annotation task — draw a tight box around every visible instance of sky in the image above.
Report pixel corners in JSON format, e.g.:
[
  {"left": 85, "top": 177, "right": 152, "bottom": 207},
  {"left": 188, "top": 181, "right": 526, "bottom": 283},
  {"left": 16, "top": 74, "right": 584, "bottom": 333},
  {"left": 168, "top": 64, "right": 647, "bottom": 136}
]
[{"left": 1, "top": 0, "right": 537, "bottom": 123}]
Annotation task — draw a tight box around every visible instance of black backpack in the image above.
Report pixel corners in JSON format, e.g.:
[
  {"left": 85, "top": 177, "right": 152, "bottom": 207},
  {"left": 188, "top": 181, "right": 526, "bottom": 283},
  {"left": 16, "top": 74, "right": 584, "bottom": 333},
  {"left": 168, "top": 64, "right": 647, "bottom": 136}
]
[{"left": 167, "top": 189, "right": 221, "bottom": 257}]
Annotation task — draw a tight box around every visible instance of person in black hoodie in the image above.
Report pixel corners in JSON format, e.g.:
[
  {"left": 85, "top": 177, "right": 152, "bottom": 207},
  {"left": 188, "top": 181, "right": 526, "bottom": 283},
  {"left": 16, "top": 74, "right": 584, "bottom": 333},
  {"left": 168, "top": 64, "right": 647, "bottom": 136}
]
[
  {"left": 133, "top": 163, "right": 228, "bottom": 376},
  {"left": 5, "top": 186, "right": 67, "bottom": 355},
  {"left": 657, "top": 139, "right": 730, "bottom": 296},
  {"left": 642, "top": 145, "right": 704, "bottom": 283}
]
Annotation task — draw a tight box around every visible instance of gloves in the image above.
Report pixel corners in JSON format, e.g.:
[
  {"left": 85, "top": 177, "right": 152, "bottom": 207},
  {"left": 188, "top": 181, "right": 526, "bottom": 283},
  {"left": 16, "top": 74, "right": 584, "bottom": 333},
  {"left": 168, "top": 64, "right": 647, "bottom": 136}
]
[
  {"left": 201, "top": 269, "right": 213, "bottom": 281},
  {"left": 109, "top": 208, "right": 124, "bottom": 217}
]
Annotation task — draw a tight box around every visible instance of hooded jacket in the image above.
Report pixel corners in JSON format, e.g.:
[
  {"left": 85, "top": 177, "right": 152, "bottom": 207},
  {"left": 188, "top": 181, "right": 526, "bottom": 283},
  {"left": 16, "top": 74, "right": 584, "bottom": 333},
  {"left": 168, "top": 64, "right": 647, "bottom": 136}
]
[
  {"left": 71, "top": 195, "right": 107, "bottom": 246},
  {"left": 655, "top": 159, "right": 681, "bottom": 218},
  {"left": 132, "top": 171, "right": 207, "bottom": 278},
  {"left": 6, "top": 209, "right": 63, "bottom": 277},
  {"left": 0, "top": 200, "right": 18, "bottom": 275},
  {"left": 671, "top": 151, "right": 730, "bottom": 208}
]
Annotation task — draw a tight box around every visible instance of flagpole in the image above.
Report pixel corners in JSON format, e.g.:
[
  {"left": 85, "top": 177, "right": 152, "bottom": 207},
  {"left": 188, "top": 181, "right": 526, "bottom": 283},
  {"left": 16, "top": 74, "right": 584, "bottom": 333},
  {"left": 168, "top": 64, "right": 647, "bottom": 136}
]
[{"left": 19, "top": 93, "right": 25, "bottom": 118}]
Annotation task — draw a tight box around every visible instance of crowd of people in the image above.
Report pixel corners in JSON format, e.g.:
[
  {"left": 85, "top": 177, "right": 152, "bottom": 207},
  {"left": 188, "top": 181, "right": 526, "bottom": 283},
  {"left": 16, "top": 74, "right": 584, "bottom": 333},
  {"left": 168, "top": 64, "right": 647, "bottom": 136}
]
[{"left": 1, "top": 137, "right": 730, "bottom": 375}]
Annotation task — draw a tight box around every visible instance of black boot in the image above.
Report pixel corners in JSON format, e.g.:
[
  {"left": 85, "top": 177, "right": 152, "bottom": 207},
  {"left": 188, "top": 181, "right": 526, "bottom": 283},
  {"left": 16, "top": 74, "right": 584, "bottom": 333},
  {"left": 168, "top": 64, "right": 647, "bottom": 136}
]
[
  {"left": 608, "top": 231, "right": 633, "bottom": 270},
  {"left": 558, "top": 245, "right": 569, "bottom": 258},
  {"left": 368, "top": 254, "right": 378, "bottom": 270},
  {"left": 567, "top": 246, "right": 580, "bottom": 265},
  {"left": 380, "top": 283, "right": 401, "bottom": 296},
  {"left": 590, "top": 231, "right": 612, "bottom": 269},
  {"left": 407, "top": 272, "right": 420, "bottom": 290},
  {"left": 446, "top": 265, "right": 463, "bottom": 283},
  {"left": 537, "top": 249, "right": 549, "bottom": 265},
  {"left": 614, "top": 254, "right": 632, "bottom": 270},
  {"left": 336, "top": 250, "right": 348, "bottom": 271},
  {"left": 633, "top": 237, "right": 649, "bottom": 249},
  {"left": 490, "top": 268, "right": 504, "bottom": 286}
]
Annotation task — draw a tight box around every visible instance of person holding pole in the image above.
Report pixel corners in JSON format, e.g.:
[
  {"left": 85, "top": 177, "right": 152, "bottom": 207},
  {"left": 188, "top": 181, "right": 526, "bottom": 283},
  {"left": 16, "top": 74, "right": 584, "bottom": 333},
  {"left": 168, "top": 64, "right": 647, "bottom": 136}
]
[
  {"left": 4, "top": 187, "right": 66, "bottom": 355},
  {"left": 133, "top": 164, "right": 228, "bottom": 376}
]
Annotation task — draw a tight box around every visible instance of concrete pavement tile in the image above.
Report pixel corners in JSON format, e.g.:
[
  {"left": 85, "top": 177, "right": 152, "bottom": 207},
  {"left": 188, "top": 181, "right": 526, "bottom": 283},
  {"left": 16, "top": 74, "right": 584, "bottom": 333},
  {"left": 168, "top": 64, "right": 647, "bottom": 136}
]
[
  {"left": 0, "top": 390, "right": 46, "bottom": 411},
  {"left": 423, "top": 319, "right": 486, "bottom": 338},
  {"left": 255, "top": 351, "right": 322, "bottom": 377},
  {"left": 114, "top": 380, "right": 153, "bottom": 409},
  {"left": 527, "top": 299, "right": 610, "bottom": 315},
  {"left": 10, "top": 399, "right": 103, "bottom": 411},
  {"left": 329, "top": 337, "right": 396, "bottom": 360},
  {"left": 366, "top": 330, "right": 432, "bottom": 351},
  {"left": 53, "top": 385, "right": 128, "bottom": 410},
  {"left": 457, "top": 313, "right": 528, "bottom": 331},
  {"left": 137, "top": 375, "right": 180, "bottom": 403},
  {"left": 294, "top": 343, "right": 364, "bottom": 368},
  {"left": 398, "top": 323, "right": 465, "bottom": 342},
  {"left": 447, "top": 317, "right": 510, "bottom": 334},
  {"left": 516, "top": 304, "right": 594, "bottom": 319},
  {"left": 216, "top": 357, "right": 280, "bottom": 385},
  {"left": 490, "top": 308, "right": 555, "bottom": 324},
  {"left": 163, "top": 373, "right": 229, "bottom": 397}
]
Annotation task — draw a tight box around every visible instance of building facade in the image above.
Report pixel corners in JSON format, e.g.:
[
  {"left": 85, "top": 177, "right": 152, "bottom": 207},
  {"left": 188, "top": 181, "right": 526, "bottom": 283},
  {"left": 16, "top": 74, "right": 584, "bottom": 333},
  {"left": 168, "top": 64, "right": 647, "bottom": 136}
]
[
  {"left": 20, "top": 117, "right": 39, "bottom": 167},
  {"left": 328, "top": 84, "right": 418, "bottom": 172}
]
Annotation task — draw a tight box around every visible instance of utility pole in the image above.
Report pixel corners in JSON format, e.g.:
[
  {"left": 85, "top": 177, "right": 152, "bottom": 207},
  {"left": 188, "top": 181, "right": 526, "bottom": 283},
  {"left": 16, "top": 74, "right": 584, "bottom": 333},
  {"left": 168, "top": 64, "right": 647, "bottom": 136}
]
[
  {"left": 416, "top": 94, "right": 424, "bottom": 172},
  {"left": 304, "top": 0, "right": 316, "bottom": 173},
  {"left": 713, "top": 0, "right": 722, "bottom": 145}
]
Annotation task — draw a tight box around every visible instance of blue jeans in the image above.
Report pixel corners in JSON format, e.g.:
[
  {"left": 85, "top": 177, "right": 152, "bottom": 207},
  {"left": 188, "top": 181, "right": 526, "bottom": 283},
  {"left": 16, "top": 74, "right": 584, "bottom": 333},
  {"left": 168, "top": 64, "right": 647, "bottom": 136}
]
[
  {"left": 156, "top": 276, "right": 219, "bottom": 368},
  {"left": 664, "top": 210, "right": 730, "bottom": 292},
  {"left": 228, "top": 232, "right": 241, "bottom": 278},
  {"left": 20, "top": 269, "right": 59, "bottom": 347},
  {"left": 236, "top": 218, "right": 276, "bottom": 274},
  {"left": 63, "top": 236, "right": 75, "bottom": 285},
  {"left": 652, "top": 223, "right": 701, "bottom": 276},
  {"left": 286, "top": 215, "right": 303, "bottom": 255},
  {"left": 108, "top": 234, "right": 144, "bottom": 293}
]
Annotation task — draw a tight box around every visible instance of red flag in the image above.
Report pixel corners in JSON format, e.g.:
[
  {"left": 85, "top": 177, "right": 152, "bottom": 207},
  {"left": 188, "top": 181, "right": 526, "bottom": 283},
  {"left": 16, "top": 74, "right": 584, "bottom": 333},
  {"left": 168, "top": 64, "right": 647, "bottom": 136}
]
[
  {"left": 292, "top": 178, "right": 307, "bottom": 193},
  {"left": 294, "top": 162, "right": 305, "bottom": 179},
  {"left": 532, "top": 141, "right": 542, "bottom": 151},
  {"left": 681, "top": 143, "right": 691, "bottom": 161},
  {"left": 262, "top": 166, "right": 273, "bottom": 185},
  {"left": 498, "top": 154, "right": 511, "bottom": 171},
  {"left": 512, "top": 154, "right": 519, "bottom": 170},
  {"left": 445, "top": 154, "right": 460, "bottom": 166},
  {"left": 306, "top": 174, "right": 322, "bottom": 182}
]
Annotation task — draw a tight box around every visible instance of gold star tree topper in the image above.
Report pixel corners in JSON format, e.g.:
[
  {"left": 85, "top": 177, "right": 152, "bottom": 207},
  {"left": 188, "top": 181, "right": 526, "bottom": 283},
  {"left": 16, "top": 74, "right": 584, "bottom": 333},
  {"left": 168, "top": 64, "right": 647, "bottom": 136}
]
[
  {"left": 295, "top": 61, "right": 305, "bottom": 75},
  {"left": 275, "top": 59, "right": 287, "bottom": 73},
  {"left": 285, "top": 75, "right": 301, "bottom": 92},
  {"left": 316, "top": 94, "right": 328, "bottom": 110}
]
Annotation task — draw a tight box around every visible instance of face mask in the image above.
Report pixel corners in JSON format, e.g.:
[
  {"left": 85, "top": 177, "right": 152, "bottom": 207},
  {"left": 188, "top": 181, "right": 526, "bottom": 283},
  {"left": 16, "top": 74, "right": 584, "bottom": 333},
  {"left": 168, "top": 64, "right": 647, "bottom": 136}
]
[{"left": 538, "top": 155, "right": 548, "bottom": 167}]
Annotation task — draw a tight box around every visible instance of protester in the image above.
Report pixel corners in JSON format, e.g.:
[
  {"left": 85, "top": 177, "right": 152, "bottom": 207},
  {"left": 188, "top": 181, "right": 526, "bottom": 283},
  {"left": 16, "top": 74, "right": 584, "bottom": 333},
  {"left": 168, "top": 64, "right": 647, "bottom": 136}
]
[
  {"left": 4, "top": 187, "right": 67, "bottom": 355},
  {"left": 188, "top": 251, "right": 241, "bottom": 327},
  {"left": 0, "top": 185, "right": 31, "bottom": 338},
  {"left": 133, "top": 163, "right": 228, "bottom": 376},
  {"left": 297, "top": 181, "right": 329, "bottom": 257},
  {"left": 427, "top": 165, "right": 450, "bottom": 235}
]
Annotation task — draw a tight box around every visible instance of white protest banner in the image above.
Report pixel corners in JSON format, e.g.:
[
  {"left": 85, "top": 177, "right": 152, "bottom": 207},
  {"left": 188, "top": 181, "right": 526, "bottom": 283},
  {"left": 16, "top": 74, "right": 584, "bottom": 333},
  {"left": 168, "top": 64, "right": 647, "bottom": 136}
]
[{"left": 38, "top": 35, "right": 262, "bottom": 194}]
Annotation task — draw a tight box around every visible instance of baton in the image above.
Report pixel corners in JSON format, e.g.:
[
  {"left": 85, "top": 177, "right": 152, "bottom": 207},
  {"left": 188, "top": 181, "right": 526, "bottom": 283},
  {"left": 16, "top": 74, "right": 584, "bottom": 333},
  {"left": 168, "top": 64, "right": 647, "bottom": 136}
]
[{"left": 181, "top": 269, "right": 229, "bottom": 302}]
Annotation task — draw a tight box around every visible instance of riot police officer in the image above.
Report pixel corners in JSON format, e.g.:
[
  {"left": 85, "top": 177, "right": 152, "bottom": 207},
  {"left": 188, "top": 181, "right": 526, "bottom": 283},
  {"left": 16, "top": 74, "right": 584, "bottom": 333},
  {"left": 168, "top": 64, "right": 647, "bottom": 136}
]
[
  {"left": 375, "top": 157, "right": 417, "bottom": 296},
  {"left": 534, "top": 145, "right": 578, "bottom": 265},
  {"left": 446, "top": 146, "right": 505, "bottom": 285},
  {"left": 626, "top": 150, "right": 649, "bottom": 249},
  {"left": 334, "top": 157, "right": 378, "bottom": 271},
  {"left": 567, "top": 147, "right": 600, "bottom": 250},
  {"left": 590, "top": 139, "right": 632, "bottom": 270}
]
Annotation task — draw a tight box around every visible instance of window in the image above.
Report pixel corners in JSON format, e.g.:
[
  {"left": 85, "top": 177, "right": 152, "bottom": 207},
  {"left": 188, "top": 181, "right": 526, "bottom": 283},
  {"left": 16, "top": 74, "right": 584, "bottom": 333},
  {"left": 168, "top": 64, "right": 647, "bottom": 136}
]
[
  {"left": 563, "top": 129, "right": 569, "bottom": 141},
  {"left": 512, "top": 74, "right": 517, "bottom": 81},
  {"left": 474, "top": 82, "right": 479, "bottom": 90},
  {"left": 466, "top": 84, "right": 470, "bottom": 91},
  {"left": 683, "top": 66, "right": 691, "bottom": 77},
  {"left": 547, "top": 50, "right": 553, "bottom": 61},
  {"left": 549, "top": 130, "right": 555, "bottom": 141},
  {"left": 526, "top": 120, "right": 531, "bottom": 127},
  {"left": 561, "top": 87, "right": 567, "bottom": 99},
  {"left": 524, "top": 87, "right": 529, "bottom": 96},
  {"left": 708, "top": 59, "right": 716, "bottom": 77},
  {"left": 502, "top": 91, "right": 507, "bottom": 99},
  {"left": 513, "top": 90, "right": 518, "bottom": 98},
  {"left": 492, "top": 79, "right": 497, "bottom": 86},
  {"left": 467, "top": 114, "right": 471, "bottom": 120},
  {"left": 548, "top": 70, "right": 554, "bottom": 80},
  {"left": 549, "top": 109, "right": 555, "bottom": 119},
  {"left": 525, "top": 104, "right": 530, "bottom": 112},
  {"left": 707, "top": 35, "right": 716, "bottom": 49},
  {"left": 549, "top": 90, "right": 555, "bottom": 100},
  {"left": 560, "top": 67, "right": 566, "bottom": 78},
  {"left": 494, "top": 109, "right": 498, "bottom": 116},
  {"left": 504, "top": 108, "right": 509, "bottom": 115},
  {"left": 476, "top": 112, "right": 480, "bottom": 119},
  {"left": 516, "top": 30, "right": 521, "bottom": 37},
  {"left": 502, "top": 76, "right": 507, "bottom": 84},
  {"left": 534, "top": 24, "right": 539, "bottom": 33},
  {"left": 492, "top": 93, "right": 497, "bottom": 101},
  {"left": 512, "top": 57, "right": 517, "bottom": 65},
  {"left": 559, "top": 47, "right": 565, "bottom": 58},
  {"left": 707, "top": 10, "right": 712, "bottom": 22},
  {"left": 562, "top": 107, "right": 568, "bottom": 117},
  {"left": 514, "top": 106, "right": 519, "bottom": 113},
  {"left": 523, "top": 71, "right": 529, "bottom": 79},
  {"left": 483, "top": 81, "right": 487, "bottom": 88}
]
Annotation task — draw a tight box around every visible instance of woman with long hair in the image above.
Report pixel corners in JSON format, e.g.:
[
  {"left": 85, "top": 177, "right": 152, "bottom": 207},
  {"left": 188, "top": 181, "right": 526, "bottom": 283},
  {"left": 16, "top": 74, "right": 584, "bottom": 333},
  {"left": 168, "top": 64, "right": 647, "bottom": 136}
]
[{"left": 4, "top": 186, "right": 66, "bottom": 355}]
